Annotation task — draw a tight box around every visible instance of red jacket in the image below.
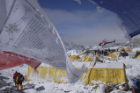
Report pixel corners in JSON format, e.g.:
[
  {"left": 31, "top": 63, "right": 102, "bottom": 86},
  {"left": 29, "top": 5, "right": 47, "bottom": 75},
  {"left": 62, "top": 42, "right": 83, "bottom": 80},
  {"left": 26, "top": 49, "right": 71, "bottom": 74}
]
[{"left": 13, "top": 72, "right": 18, "bottom": 79}]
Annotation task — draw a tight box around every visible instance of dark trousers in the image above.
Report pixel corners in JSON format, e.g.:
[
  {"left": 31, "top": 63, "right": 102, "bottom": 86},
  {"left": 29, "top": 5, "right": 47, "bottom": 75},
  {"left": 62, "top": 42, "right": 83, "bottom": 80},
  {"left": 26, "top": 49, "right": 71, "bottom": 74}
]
[{"left": 135, "top": 89, "right": 140, "bottom": 93}]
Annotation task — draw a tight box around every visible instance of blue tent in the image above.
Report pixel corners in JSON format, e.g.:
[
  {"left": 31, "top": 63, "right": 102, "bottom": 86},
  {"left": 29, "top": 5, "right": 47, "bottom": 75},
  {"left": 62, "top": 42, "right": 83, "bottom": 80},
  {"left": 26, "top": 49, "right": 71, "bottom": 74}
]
[{"left": 91, "top": 0, "right": 140, "bottom": 38}]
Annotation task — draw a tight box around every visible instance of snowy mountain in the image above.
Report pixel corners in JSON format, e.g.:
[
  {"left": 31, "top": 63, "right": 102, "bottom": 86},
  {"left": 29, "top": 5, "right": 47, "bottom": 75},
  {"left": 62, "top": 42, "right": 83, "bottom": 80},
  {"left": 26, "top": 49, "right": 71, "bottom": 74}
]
[
  {"left": 123, "top": 38, "right": 140, "bottom": 48},
  {"left": 122, "top": 35, "right": 140, "bottom": 47},
  {"left": 131, "top": 38, "right": 140, "bottom": 47}
]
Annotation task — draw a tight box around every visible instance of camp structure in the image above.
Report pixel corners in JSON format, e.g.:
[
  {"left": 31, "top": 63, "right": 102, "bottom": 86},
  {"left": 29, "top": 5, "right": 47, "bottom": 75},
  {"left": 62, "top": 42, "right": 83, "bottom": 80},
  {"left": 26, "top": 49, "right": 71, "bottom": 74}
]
[
  {"left": 120, "top": 51, "right": 128, "bottom": 57},
  {"left": 95, "top": 55, "right": 100, "bottom": 61},
  {"left": 107, "top": 53, "right": 117, "bottom": 58},
  {"left": 135, "top": 52, "right": 140, "bottom": 58},
  {"left": 69, "top": 55, "right": 80, "bottom": 62},
  {"left": 26, "top": 62, "right": 126, "bottom": 85},
  {"left": 137, "top": 55, "right": 140, "bottom": 59},
  {"left": 85, "top": 63, "right": 126, "bottom": 85},
  {"left": 81, "top": 55, "right": 100, "bottom": 62},
  {"left": 81, "top": 55, "right": 92, "bottom": 62},
  {"left": 125, "top": 48, "right": 130, "bottom": 52},
  {"left": 105, "top": 52, "right": 120, "bottom": 60},
  {"left": 136, "top": 50, "right": 140, "bottom": 53}
]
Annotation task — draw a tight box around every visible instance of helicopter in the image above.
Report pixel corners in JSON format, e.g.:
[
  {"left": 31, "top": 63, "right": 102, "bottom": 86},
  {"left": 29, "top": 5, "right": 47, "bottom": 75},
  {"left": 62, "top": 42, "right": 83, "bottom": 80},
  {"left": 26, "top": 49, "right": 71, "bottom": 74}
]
[{"left": 99, "top": 39, "right": 115, "bottom": 46}]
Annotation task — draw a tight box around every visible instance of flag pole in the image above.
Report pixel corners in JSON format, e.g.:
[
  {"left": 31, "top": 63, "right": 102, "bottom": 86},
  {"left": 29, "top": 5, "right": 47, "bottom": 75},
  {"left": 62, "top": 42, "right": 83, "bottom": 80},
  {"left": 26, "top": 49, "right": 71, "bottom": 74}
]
[{"left": 129, "top": 37, "right": 132, "bottom": 52}]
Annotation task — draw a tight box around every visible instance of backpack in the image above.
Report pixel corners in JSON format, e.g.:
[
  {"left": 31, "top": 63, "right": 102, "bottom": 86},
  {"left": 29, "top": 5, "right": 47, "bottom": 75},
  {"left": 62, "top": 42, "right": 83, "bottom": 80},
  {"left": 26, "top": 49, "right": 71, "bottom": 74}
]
[{"left": 18, "top": 75, "right": 24, "bottom": 82}]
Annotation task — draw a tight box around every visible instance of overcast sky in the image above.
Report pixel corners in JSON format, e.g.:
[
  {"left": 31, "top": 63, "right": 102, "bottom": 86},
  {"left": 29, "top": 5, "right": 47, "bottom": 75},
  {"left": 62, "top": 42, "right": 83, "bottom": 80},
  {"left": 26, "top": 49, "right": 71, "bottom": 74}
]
[{"left": 38, "top": 0, "right": 127, "bottom": 46}]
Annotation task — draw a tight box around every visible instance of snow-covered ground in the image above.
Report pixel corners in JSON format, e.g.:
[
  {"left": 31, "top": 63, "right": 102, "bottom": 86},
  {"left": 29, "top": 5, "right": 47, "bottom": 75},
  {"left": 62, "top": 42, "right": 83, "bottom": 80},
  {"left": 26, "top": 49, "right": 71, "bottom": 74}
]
[{"left": 0, "top": 49, "right": 140, "bottom": 93}]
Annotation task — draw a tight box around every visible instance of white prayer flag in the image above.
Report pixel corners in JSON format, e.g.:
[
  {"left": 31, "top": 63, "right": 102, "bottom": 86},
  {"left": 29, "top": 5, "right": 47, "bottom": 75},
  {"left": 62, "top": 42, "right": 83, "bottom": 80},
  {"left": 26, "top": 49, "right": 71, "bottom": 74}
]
[{"left": 0, "top": 0, "right": 87, "bottom": 83}]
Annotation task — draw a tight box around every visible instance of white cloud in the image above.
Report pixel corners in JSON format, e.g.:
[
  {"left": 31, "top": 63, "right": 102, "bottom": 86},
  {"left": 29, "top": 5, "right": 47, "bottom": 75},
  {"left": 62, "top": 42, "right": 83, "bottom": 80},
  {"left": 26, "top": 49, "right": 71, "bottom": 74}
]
[
  {"left": 74, "top": 0, "right": 81, "bottom": 5},
  {"left": 45, "top": 9, "right": 127, "bottom": 46},
  {"left": 46, "top": 9, "right": 101, "bottom": 27},
  {"left": 97, "top": 6, "right": 104, "bottom": 12},
  {"left": 88, "top": 0, "right": 96, "bottom": 4},
  {"left": 62, "top": 26, "right": 126, "bottom": 46}
]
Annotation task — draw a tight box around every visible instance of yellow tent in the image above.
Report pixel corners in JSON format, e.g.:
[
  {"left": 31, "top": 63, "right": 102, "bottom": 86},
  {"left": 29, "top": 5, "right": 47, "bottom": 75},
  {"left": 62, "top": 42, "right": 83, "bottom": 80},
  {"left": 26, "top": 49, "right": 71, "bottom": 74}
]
[
  {"left": 85, "top": 63, "right": 126, "bottom": 85},
  {"left": 119, "top": 54, "right": 122, "bottom": 57},
  {"left": 125, "top": 48, "right": 130, "bottom": 52},
  {"left": 69, "top": 55, "right": 80, "bottom": 61},
  {"left": 108, "top": 53, "right": 117, "bottom": 58},
  {"left": 82, "top": 55, "right": 86, "bottom": 60},
  {"left": 105, "top": 52, "right": 120, "bottom": 60},
  {"left": 81, "top": 55, "right": 93, "bottom": 62},
  {"left": 82, "top": 55, "right": 100, "bottom": 62},
  {"left": 26, "top": 63, "right": 126, "bottom": 85},
  {"left": 136, "top": 54, "right": 140, "bottom": 59},
  {"left": 136, "top": 50, "right": 140, "bottom": 53},
  {"left": 26, "top": 66, "right": 68, "bottom": 83},
  {"left": 95, "top": 55, "right": 100, "bottom": 61},
  {"left": 84, "top": 56, "right": 93, "bottom": 62}
]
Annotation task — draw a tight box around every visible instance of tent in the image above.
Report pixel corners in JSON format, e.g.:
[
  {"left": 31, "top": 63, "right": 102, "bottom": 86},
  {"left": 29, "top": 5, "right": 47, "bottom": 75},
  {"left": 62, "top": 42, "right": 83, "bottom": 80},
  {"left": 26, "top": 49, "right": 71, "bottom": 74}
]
[
  {"left": 105, "top": 52, "right": 120, "bottom": 61},
  {"left": 84, "top": 56, "right": 93, "bottom": 62},
  {"left": 136, "top": 50, "right": 140, "bottom": 53},
  {"left": 26, "top": 63, "right": 87, "bottom": 84},
  {"left": 85, "top": 63, "right": 126, "bottom": 85},
  {"left": 26, "top": 66, "right": 68, "bottom": 83},
  {"left": 107, "top": 53, "right": 117, "bottom": 58},
  {"left": 26, "top": 63, "right": 126, "bottom": 85},
  {"left": 81, "top": 55, "right": 93, "bottom": 62},
  {"left": 81, "top": 55, "right": 86, "bottom": 60},
  {"left": 125, "top": 48, "right": 130, "bottom": 52},
  {"left": 135, "top": 52, "right": 140, "bottom": 58},
  {"left": 69, "top": 55, "right": 80, "bottom": 61},
  {"left": 82, "top": 55, "right": 100, "bottom": 62},
  {"left": 136, "top": 55, "right": 140, "bottom": 59},
  {"left": 120, "top": 51, "right": 128, "bottom": 57},
  {"left": 95, "top": 55, "right": 100, "bottom": 61}
]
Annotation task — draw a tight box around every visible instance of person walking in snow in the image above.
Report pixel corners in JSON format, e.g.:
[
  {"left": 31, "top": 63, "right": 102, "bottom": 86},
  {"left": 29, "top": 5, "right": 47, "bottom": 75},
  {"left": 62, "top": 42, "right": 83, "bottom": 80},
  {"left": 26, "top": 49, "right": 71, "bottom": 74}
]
[
  {"left": 13, "top": 71, "right": 18, "bottom": 85},
  {"left": 16, "top": 73, "right": 24, "bottom": 91},
  {"left": 134, "top": 78, "right": 140, "bottom": 93},
  {"left": 94, "top": 50, "right": 97, "bottom": 55}
]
